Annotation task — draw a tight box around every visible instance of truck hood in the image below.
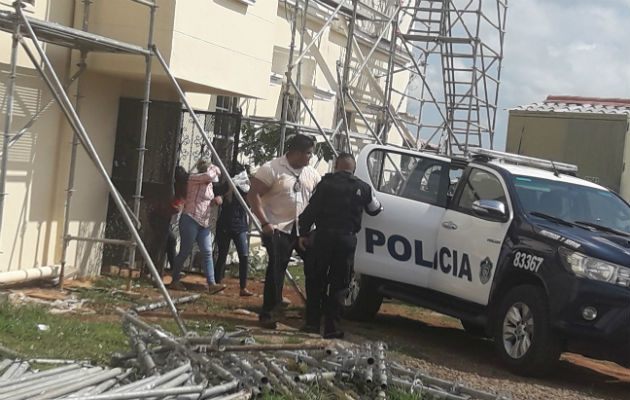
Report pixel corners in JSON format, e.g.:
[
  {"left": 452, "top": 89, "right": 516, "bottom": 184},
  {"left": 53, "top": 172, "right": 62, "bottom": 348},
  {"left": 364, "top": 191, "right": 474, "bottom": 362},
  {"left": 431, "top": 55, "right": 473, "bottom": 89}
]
[{"left": 535, "top": 222, "right": 630, "bottom": 267}]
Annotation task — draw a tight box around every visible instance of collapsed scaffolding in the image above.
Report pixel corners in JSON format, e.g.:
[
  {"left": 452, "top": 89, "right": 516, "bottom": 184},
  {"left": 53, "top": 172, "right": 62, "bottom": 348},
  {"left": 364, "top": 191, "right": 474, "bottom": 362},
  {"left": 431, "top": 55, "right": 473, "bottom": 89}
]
[{"left": 0, "top": 0, "right": 507, "bottom": 334}]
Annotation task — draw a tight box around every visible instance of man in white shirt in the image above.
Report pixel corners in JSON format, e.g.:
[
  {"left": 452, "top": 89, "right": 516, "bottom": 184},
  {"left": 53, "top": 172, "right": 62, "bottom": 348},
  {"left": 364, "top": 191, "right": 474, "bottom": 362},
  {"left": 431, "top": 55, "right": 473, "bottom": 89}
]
[{"left": 247, "top": 134, "right": 321, "bottom": 329}]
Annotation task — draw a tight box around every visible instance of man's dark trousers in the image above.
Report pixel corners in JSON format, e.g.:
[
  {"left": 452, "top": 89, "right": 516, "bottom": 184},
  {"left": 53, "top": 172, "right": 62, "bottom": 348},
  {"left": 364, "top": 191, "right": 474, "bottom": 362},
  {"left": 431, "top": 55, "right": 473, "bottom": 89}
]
[
  {"left": 260, "top": 229, "right": 309, "bottom": 321},
  {"left": 308, "top": 228, "right": 357, "bottom": 335}
]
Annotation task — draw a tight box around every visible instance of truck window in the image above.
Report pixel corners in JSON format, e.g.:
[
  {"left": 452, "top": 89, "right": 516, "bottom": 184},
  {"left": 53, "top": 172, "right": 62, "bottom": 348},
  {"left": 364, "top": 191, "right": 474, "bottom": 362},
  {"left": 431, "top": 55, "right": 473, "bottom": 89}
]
[
  {"left": 367, "top": 149, "right": 450, "bottom": 207},
  {"left": 514, "top": 176, "right": 630, "bottom": 234},
  {"left": 458, "top": 168, "right": 507, "bottom": 211}
]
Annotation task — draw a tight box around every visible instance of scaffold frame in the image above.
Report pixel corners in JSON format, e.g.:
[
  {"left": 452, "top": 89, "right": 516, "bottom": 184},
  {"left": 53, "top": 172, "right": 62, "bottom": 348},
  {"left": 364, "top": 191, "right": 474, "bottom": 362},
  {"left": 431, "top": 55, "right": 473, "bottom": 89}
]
[
  {"left": 264, "top": 0, "right": 507, "bottom": 157},
  {"left": 0, "top": 0, "right": 507, "bottom": 332}
]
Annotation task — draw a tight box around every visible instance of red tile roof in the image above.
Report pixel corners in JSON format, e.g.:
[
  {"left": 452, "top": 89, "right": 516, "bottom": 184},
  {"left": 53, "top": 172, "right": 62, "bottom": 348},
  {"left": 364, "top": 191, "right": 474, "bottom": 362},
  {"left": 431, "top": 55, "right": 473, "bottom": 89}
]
[{"left": 544, "top": 95, "right": 630, "bottom": 107}]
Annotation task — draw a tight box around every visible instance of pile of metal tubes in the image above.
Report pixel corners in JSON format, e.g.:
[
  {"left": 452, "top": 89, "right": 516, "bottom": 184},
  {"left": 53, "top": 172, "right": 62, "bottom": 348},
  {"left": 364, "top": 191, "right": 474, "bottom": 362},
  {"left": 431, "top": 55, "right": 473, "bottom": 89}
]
[{"left": 0, "top": 305, "right": 511, "bottom": 399}]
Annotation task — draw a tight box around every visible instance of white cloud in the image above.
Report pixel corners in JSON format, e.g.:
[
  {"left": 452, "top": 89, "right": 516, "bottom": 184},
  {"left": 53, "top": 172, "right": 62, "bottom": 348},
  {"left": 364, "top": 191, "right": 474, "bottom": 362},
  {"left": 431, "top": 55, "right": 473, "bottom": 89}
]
[{"left": 495, "top": 0, "right": 630, "bottom": 149}]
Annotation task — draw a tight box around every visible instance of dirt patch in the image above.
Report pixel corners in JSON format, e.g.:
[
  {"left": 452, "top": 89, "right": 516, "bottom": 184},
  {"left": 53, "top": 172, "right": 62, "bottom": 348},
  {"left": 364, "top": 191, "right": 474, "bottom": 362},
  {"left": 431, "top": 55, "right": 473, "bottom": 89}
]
[{"left": 17, "top": 288, "right": 70, "bottom": 301}]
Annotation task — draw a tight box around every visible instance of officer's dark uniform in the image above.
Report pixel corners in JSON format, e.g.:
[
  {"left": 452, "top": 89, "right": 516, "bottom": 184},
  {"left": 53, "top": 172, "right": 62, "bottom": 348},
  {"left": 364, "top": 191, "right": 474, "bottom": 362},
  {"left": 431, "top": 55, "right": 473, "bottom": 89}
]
[{"left": 298, "top": 170, "right": 382, "bottom": 338}]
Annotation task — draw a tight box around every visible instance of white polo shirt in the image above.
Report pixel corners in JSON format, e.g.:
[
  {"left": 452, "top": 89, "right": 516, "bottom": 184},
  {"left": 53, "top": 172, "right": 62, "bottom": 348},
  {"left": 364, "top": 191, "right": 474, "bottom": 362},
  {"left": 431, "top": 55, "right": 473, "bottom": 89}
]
[{"left": 254, "top": 156, "right": 320, "bottom": 234}]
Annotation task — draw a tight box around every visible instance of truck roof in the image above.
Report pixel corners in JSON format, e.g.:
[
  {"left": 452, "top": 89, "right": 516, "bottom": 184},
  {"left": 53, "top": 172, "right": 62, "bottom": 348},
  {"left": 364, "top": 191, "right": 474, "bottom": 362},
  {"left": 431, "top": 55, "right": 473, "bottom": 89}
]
[{"left": 487, "top": 161, "right": 606, "bottom": 190}]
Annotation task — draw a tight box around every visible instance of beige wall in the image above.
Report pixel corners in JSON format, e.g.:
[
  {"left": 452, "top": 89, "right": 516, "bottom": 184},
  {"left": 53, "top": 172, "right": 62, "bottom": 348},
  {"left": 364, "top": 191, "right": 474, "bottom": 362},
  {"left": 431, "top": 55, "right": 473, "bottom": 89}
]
[
  {"left": 83, "top": 0, "right": 275, "bottom": 98},
  {"left": 53, "top": 71, "right": 124, "bottom": 277},
  {"left": 74, "top": 0, "right": 176, "bottom": 83},
  {"left": 0, "top": 0, "right": 74, "bottom": 272},
  {"left": 170, "top": 1, "right": 275, "bottom": 98}
]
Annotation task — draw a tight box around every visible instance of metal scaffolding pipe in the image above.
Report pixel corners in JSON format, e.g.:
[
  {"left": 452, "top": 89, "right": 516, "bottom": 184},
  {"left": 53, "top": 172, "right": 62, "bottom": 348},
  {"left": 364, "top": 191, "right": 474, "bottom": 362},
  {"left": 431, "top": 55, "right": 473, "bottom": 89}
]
[
  {"left": 348, "top": 6, "right": 400, "bottom": 86},
  {"left": 0, "top": 360, "right": 11, "bottom": 377},
  {"left": 124, "top": 324, "right": 156, "bottom": 374},
  {"left": 59, "top": 0, "right": 90, "bottom": 290},
  {"left": 0, "top": 361, "right": 20, "bottom": 381},
  {"left": 126, "top": 0, "right": 156, "bottom": 284},
  {"left": 219, "top": 343, "right": 325, "bottom": 352},
  {"left": 0, "top": 366, "right": 104, "bottom": 400},
  {"left": 0, "top": 366, "right": 91, "bottom": 395},
  {"left": 132, "top": 294, "right": 200, "bottom": 313},
  {"left": 67, "top": 384, "right": 205, "bottom": 400},
  {"left": 291, "top": 0, "right": 347, "bottom": 68},
  {"left": 0, "top": 18, "right": 19, "bottom": 250},
  {"left": 288, "top": 77, "right": 338, "bottom": 157},
  {"left": 15, "top": 7, "right": 186, "bottom": 334},
  {"left": 64, "top": 235, "right": 135, "bottom": 247},
  {"left": 278, "top": 0, "right": 299, "bottom": 156},
  {"left": 0, "top": 363, "right": 79, "bottom": 390}
]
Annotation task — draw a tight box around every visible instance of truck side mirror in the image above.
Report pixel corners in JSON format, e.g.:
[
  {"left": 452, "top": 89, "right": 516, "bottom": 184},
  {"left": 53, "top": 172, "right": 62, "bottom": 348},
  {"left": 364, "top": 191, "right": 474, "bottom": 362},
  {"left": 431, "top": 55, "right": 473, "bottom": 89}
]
[{"left": 472, "top": 200, "right": 506, "bottom": 220}]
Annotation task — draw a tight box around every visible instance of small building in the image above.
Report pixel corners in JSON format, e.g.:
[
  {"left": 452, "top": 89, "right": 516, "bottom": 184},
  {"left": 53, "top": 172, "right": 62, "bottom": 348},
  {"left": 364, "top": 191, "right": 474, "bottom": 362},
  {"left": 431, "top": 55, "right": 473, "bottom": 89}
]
[{"left": 506, "top": 96, "right": 630, "bottom": 202}]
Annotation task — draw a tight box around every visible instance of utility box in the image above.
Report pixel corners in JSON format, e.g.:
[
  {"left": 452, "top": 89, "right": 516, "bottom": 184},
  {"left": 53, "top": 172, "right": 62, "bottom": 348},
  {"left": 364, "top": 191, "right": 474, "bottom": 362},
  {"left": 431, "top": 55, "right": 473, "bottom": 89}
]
[{"left": 506, "top": 96, "right": 630, "bottom": 202}]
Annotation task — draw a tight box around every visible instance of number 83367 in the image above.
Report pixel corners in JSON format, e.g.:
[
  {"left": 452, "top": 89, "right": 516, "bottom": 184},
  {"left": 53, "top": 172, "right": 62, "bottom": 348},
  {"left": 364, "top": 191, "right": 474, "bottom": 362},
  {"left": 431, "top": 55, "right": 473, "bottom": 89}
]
[{"left": 512, "top": 251, "right": 543, "bottom": 273}]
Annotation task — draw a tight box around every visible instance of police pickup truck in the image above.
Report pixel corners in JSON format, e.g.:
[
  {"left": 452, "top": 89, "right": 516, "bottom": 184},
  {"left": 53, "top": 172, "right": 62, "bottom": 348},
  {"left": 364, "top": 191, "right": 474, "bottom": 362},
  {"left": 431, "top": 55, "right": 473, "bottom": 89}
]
[{"left": 346, "top": 144, "right": 630, "bottom": 375}]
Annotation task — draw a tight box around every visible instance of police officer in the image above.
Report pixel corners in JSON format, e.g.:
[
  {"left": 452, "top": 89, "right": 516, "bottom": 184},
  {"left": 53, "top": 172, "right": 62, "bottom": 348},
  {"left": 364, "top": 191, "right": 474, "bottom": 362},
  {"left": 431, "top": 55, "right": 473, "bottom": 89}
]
[{"left": 298, "top": 152, "right": 382, "bottom": 338}]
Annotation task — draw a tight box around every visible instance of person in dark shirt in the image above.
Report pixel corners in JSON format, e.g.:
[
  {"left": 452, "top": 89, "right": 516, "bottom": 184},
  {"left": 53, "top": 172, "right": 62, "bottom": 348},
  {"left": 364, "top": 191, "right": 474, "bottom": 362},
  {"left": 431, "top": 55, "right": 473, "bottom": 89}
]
[
  {"left": 214, "top": 163, "right": 254, "bottom": 296},
  {"left": 298, "top": 152, "right": 382, "bottom": 338}
]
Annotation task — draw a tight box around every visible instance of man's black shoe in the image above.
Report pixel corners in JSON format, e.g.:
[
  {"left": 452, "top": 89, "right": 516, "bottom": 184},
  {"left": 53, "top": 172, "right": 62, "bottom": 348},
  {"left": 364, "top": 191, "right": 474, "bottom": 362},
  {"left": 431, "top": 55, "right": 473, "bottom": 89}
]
[
  {"left": 300, "top": 324, "right": 320, "bottom": 334},
  {"left": 323, "top": 331, "right": 344, "bottom": 339}
]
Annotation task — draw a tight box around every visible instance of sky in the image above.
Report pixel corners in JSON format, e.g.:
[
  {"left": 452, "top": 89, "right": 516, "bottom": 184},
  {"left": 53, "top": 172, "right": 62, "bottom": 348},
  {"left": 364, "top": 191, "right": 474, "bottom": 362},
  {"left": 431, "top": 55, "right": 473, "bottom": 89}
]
[
  {"left": 495, "top": 0, "right": 630, "bottom": 149},
  {"left": 405, "top": 0, "right": 630, "bottom": 151}
]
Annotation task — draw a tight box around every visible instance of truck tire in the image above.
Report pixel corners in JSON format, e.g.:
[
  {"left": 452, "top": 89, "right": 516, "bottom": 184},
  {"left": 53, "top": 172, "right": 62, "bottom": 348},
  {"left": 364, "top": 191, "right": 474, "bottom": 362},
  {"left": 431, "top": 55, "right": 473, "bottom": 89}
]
[
  {"left": 493, "top": 285, "right": 561, "bottom": 376},
  {"left": 344, "top": 273, "right": 383, "bottom": 321}
]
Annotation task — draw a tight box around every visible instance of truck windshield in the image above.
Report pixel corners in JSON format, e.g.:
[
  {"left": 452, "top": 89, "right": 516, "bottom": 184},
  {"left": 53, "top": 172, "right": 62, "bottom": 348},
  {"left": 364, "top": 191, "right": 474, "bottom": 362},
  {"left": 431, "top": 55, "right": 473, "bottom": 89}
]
[{"left": 513, "top": 176, "right": 630, "bottom": 234}]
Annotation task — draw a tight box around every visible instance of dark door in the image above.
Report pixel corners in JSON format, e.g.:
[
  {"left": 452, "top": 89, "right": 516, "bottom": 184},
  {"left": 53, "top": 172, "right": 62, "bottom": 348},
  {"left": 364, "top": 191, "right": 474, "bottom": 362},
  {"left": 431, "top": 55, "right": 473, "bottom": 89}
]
[{"left": 102, "top": 98, "right": 182, "bottom": 273}]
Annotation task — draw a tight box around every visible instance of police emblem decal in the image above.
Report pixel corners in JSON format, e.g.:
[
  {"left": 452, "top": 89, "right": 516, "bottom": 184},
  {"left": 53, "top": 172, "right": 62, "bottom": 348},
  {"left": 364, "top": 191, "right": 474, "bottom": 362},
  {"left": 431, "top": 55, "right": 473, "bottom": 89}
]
[{"left": 479, "top": 257, "right": 493, "bottom": 284}]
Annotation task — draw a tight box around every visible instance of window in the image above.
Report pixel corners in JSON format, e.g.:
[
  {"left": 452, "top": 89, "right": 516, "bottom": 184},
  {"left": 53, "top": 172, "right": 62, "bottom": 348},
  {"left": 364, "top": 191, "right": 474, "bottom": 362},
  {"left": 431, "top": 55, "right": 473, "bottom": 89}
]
[
  {"left": 457, "top": 168, "right": 507, "bottom": 212},
  {"left": 513, "top": 176, "right": 630, "bottom": 233},
  {"left": 216, "top": 96, "right": 239, "bottom": 113},
  {"left": 367, "top": 149, "right": 449, "bottom": 206}
]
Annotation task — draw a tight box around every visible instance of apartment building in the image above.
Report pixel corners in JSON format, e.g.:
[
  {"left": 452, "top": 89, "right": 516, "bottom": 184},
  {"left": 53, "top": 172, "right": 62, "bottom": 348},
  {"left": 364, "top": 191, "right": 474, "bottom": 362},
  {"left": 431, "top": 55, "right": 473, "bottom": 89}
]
[{"left": 0, "top": 0, "right": 408, "bottom": 276}]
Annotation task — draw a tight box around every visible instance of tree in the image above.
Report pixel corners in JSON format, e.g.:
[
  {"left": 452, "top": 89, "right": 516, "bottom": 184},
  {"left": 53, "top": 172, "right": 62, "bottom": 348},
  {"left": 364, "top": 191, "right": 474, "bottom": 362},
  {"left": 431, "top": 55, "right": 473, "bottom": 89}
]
[{"left": 238, "top": 122, "right": 336, "bottom": 167}]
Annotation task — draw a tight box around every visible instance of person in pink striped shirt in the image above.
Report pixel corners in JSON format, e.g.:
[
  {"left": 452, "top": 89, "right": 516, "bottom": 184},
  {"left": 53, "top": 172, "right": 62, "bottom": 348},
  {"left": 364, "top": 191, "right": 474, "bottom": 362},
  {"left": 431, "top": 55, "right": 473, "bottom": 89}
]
[{"left": 169, "top": 158, "right": 226, "bottom": 294}]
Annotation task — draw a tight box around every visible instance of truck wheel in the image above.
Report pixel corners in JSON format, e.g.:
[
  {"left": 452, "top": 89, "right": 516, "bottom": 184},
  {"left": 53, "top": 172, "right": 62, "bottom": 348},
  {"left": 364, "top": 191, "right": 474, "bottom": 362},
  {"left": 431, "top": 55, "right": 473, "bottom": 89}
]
[
  {"left": 343, "top": 273, "right": 383, "bottom": 321},
  {"left": 494, "top": 285, "right": 560, "bottom": 376}
]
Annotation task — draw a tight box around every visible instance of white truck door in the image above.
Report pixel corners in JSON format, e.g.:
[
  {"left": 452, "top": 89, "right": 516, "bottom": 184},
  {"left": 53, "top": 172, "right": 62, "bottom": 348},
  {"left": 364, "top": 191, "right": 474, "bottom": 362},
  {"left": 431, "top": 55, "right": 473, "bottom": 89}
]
[
  {"left": 433, "top": 166, "right": 513, "bottom": 305},
  {"left": 355, "top": 148, "right": 451, "bottom": 288}
]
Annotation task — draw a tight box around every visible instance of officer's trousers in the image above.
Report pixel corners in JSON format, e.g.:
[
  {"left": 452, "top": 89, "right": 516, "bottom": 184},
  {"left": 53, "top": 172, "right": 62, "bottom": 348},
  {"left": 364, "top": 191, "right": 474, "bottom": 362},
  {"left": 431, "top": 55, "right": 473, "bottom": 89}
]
[{"left": 307, "top": 229, "right": 357, "bottom": 335}]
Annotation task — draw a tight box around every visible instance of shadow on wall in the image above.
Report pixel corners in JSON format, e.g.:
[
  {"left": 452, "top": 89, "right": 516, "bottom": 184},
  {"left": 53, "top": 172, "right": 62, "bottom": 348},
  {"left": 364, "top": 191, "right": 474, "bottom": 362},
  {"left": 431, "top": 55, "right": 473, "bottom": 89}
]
[{"left": 0, "top": 67, "right": 44, "bottom": 271}]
